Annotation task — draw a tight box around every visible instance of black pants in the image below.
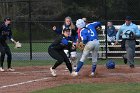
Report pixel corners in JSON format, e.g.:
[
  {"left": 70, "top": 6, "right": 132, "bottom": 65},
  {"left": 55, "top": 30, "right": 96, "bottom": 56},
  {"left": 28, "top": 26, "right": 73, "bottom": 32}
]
[
  {"left": 0, "top": 41, "right": 12, "bottom": 69},
  {"left": 48, "top": 47, "right": 72, "bottom": 73}
]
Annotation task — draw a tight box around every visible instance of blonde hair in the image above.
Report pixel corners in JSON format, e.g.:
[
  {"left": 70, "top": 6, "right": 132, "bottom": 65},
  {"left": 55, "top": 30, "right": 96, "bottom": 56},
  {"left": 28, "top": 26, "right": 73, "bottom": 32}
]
[{"left": 64, "top": 16, "right": 75, "bottom": 30}]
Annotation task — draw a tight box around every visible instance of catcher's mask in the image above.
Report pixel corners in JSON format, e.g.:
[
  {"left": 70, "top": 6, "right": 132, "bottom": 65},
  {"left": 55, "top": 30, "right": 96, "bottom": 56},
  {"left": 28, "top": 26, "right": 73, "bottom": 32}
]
[{"left": 106, "top": 60, "right": 115, "bottom": 69}]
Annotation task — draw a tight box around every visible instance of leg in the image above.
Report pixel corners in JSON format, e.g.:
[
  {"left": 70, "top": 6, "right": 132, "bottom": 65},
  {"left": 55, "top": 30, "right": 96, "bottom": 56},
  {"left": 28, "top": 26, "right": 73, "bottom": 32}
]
[
  {"left": 5, "top": 46, "right": 12, "bottom": 69},
  {"left": 125, "top": 40, "right": 135, "bottom": 68},
  {"left": 48, "top": 48, "right": 65, "bottom": 76},
  {"left": 91, "top": 41, "right": 99, "bottom": 76},
  {"left": 76, "top": 41, "right": 94, "bottom": 73},
  {"left": 48, "top": 49, "right": 64, "bottom": 69},
  {"left": 0, "top": 49, "right": 6, "bottom": 69},
  {"left": 61, "top": 51, "right": 72, "bottom": 73}
]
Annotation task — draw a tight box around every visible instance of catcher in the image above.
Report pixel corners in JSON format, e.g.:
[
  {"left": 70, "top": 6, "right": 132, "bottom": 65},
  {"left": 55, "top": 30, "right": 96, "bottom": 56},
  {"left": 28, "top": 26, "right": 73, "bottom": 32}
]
[
  {"left": 72, "top": 19, "right": 101, "bottom": 77},
  {"left": 48, "top": 28, "right": 73, "bottom": 76},
  {"left": 0, "top": 17, "right": 21, "bottom": 72}
]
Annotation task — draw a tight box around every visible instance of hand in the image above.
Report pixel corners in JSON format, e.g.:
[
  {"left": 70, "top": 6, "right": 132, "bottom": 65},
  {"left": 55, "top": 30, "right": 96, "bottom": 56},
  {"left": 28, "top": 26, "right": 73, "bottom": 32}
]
[
  {"left": 72, "top": 45, "right": 76, "bottom": 50},
  {"left": 52, "top": 26, "right": 56, "bottom": 31},
  {"left": 15, "top": 41, "right": 22, "bottom": 48}
]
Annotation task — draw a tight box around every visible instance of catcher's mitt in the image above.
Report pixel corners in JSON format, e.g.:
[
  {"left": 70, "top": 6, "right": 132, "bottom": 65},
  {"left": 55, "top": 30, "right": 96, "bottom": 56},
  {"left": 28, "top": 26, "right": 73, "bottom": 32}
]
[
  {"left": 77, "top": 42, "right": 85, "bottom": 50},
  {"left": 15, "top": 41, "right": 22, "bottom": 48}
]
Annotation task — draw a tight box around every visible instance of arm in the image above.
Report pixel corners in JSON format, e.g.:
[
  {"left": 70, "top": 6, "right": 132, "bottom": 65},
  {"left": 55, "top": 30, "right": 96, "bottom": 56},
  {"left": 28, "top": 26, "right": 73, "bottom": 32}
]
[
  {"left": 116, "top": 27, "right": 122, "bottom": 41},
  {"left": 134, "top": 25, "right": 140, "bottom": 37},
  {"left": 52, "top": 26, "right": 62, "bottom": 34},
  {"left": 112, "top": 26, "right": 117, "bottom": 36},
  {"left": 52, "top": 36, "right": 68, "bottom": 49},
  {"left": 8, "top": 30, "right": 16, "bottom": 44}
]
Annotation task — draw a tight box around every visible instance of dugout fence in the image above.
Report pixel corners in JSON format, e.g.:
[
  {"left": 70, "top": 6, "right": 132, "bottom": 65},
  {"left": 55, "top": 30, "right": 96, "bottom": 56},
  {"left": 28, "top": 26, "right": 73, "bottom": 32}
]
[{"left": 0, "top": 0, "right": 140, "bottom": 60}]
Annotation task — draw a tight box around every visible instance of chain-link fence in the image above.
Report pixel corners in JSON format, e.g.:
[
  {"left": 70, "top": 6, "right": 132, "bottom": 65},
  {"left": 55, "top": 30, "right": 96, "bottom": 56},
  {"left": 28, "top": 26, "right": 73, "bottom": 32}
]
[{"left": 0, "top": 0, "right": 140, "bottom": 61}]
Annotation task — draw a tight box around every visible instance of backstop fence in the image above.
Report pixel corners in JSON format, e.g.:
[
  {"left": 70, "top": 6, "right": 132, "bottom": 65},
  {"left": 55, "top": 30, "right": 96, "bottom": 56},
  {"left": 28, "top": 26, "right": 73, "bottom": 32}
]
[{"left": 0, "top": 0, "right": 140, "bottom": 60}]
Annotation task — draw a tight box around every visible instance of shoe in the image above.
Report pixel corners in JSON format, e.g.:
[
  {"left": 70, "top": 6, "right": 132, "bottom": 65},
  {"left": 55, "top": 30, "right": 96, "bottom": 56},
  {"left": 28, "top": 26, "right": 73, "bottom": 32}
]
[
  {"left": 122, "top": 55, "right": 127, "bottom": 64},
  {"left": 50, "top": 67, "right": 56, "bottom": 77},
  {"left": 90, "top": 72, "right": 95, "bottom": 77},
  {"left": 130, "top": 64, "right": 135, "bottom": 68},
  {"left": 0, "top": 67, "right": 4, "bottom": 72},
  {"left": 71, "top": 71, "right": 78, "bottom": 76},
  {"left": 7, "top": 68, "right": 15, "bottom": 71}
]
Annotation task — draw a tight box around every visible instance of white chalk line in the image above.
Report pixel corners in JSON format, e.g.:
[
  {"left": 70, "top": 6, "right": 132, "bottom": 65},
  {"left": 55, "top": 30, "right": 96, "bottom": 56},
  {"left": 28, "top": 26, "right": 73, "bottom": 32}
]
[{"left": 0, "top": 77, "right": 52, "bottom": 89}]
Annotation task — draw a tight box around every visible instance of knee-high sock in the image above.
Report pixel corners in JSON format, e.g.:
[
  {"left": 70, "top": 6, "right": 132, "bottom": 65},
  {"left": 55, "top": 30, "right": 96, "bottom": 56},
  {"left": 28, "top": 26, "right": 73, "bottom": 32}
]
[{"left": 76, "top": 61, "right": 84, "bottom": 72}]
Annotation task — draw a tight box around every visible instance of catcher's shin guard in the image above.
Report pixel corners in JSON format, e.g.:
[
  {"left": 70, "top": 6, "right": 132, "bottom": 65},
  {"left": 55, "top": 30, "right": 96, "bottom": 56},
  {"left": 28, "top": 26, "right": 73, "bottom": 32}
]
[{"left": 70, "top": 51, "right": 77, "bottom": 68}]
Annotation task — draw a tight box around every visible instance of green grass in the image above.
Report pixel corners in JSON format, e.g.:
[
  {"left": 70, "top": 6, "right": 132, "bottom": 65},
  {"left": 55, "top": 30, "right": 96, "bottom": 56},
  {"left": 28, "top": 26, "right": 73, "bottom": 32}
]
[
  {"left": 8, "top": 43, "right": 51, "bottom": 52},
  {"left": 31, "top": 83, "right": 140, "bottom": 93},
  {"left": 8, "top": 59, "right": 140, "bottom": 67}
]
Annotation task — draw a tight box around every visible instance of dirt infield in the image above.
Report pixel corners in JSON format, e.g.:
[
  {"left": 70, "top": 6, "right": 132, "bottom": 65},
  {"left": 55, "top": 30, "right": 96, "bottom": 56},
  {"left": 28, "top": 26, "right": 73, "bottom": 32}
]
[{"left": 0, "top": 65, "right": 140, "bottom": 93}]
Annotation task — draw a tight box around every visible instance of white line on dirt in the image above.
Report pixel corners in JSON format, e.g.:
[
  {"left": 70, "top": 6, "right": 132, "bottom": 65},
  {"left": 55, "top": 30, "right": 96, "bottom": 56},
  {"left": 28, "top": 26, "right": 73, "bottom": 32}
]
[
  {"left": 0, "top": 77, "right": 51, "bottom": 89},
  {"left": 5, "top": 72, "right": 27, "bottom": 75}
]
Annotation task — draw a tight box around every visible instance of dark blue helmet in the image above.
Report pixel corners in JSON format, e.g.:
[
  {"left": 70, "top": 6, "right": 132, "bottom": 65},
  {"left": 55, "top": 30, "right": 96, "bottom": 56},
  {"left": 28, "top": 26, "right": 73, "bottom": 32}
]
[{"left": 106, "top": 60, "right": 115, "bottom": 69}]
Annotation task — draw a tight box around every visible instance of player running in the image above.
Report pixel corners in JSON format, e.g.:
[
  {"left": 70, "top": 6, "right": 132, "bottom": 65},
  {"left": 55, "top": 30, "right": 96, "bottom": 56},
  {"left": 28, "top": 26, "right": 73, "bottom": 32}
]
[{"left": 72, "top": 19, "right": 101, "bottom": 77}]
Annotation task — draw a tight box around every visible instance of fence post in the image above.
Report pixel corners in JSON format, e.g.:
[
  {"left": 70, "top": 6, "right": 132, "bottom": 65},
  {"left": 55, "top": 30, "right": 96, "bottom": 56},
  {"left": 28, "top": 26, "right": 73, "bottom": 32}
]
[
  {"left": 28, "top": 0, "right": 32, "bottom": 60},
  {"left": 104, "top": 0, "right": 108, "bottom": 59}
]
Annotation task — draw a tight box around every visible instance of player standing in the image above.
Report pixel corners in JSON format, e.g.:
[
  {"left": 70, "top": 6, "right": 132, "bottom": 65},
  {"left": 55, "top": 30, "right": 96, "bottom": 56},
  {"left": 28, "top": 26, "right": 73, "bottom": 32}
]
[{"left": 0, "top": 17, "right": 18, "bottom": 71}]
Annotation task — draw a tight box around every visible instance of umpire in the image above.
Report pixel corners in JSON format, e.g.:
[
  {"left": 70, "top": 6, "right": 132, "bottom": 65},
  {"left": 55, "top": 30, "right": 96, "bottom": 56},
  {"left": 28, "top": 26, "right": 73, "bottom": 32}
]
[
  {"left": 48, "top": 28, "right": 73, "bottom": 76},
  {"left": 115, "top": 16, "right": 140, "bottom": 68},
  {"left": 0, "top": 17, "right": 17, "bottom": 71}
]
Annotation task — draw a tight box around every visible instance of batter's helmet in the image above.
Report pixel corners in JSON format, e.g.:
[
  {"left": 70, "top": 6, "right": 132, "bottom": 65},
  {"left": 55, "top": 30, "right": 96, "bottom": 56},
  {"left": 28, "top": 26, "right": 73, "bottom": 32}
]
[
  {"left": 76, "top": 19, "right": 86, "bottom": 28},
  {"left": 106, "top": 60, "right": 115, "bottom": 69}
]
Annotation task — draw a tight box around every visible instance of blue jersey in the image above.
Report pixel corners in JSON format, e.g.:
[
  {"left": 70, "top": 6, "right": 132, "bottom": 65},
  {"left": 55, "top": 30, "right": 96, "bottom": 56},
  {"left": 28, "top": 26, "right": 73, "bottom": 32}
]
[{"left": 80, "top": 22, "right": 101, "bottom": 44}]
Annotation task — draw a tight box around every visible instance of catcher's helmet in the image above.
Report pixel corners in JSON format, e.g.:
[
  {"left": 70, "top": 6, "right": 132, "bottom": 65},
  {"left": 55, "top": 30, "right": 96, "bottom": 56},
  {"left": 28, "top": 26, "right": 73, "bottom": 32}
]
[
  {"left": 76, "top": 19, "right": 86, "bottom": 28},
  {"left": 106, "top": 60, "right": 115, "bottom": 69}
]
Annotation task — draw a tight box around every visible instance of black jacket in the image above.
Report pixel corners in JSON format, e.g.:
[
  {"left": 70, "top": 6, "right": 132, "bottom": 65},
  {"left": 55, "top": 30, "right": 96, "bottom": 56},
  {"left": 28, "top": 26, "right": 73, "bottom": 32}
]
[
  {"left": 0, "top": 23, "right": 12, "bottom": 41},
  {"left": 49, "top": 35, "right": 72, "bottom": 51}
]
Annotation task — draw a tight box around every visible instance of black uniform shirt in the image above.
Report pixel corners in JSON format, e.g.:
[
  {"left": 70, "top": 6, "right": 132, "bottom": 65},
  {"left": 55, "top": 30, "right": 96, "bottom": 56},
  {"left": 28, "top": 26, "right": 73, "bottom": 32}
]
[
  {"left": 50, "top": 35, "right": 72, "bottom": 51},
  {"left": 0, "top": 23, "right": 12, "bottom": 41}
]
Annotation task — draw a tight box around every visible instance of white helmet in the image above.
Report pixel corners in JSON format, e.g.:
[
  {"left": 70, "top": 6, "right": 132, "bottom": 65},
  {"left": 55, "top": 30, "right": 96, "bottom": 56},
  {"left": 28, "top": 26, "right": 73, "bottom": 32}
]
[{"left": 76, "top": 19, "right": 86, "bottom": 28}]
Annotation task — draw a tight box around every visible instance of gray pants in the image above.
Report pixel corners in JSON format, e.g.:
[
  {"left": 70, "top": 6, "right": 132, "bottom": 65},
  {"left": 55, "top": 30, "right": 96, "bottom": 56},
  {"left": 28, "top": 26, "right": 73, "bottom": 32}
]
[{"left": 124, "top": 40, "right": 135, "bottom": 65}]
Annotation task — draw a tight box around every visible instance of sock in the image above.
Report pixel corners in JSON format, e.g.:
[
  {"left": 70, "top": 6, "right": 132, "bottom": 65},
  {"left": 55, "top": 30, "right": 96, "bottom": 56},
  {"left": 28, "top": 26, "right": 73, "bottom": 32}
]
[
  {"left": 76, "top": 61, "right": 84, "bottom": 72},
  {"left": 92, "top": 65, "right": 96, "bottom": 72}
]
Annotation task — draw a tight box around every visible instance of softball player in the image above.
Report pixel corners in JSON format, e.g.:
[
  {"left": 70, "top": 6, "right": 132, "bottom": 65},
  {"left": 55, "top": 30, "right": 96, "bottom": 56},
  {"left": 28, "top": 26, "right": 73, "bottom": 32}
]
[
  {"left": 0, "top": 17, "right": 17, "bottom": 71},
  {"left": 52, "top": 16, "right": 78, "bottom": 70},
  {"left": 48, "top": 28, "right": 73, "bottom": 76},
  {"left": 72, "top": 19, "right": 101, "bottom": 76}
]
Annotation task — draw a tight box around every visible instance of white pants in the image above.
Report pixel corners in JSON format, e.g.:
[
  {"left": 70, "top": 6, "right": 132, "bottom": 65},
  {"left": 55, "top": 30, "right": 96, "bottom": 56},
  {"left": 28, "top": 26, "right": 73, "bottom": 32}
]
[{"left": 80, "top": 40, "right": 100, "bottom": 65}]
